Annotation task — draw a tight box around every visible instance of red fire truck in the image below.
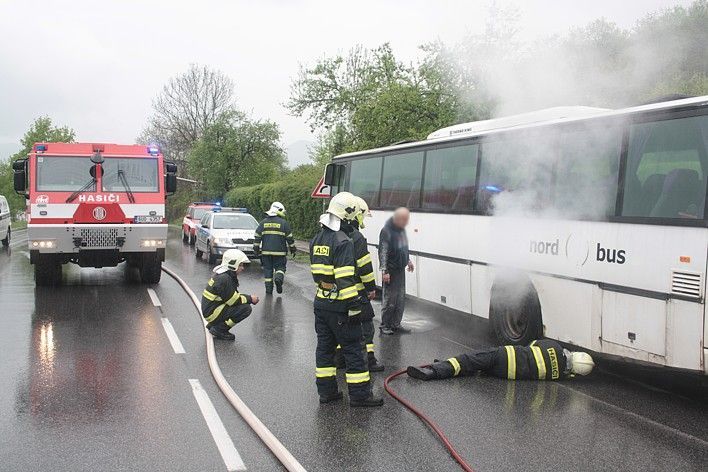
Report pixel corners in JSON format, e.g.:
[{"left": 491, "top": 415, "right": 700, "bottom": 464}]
[{"left": 13, "top": 142, "right": 177, "bottom": 285}]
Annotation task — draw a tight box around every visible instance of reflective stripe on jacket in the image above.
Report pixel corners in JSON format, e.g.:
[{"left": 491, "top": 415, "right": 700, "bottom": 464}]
[
  {"left": 254, "top": 215, "right": 295, "bottom": 256},
  {"left": 496, "top": 339, "right": 568, "bottom": 380},
  {"left": 309, "top": 226, "right": 360, "bottom": 312},
  {"left": 201, "top": 272, "right": 252, "bottom": 323}
]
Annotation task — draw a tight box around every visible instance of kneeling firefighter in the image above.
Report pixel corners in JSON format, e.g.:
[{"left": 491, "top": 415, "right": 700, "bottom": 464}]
[
  {"left": 253, "top": 202, "right": 296, "bottom": 295},
  {"left": 335, "top": 196, "right": 384, "bottom": 372},
  {"left": 310, "top": 191, "right": 383, "bottom": 407},
  {"left": 407, "top": 339, "right": 594, "bottom": 381},
  {"left": 201, "top": 249, "right": 260, "bottom": 340}
]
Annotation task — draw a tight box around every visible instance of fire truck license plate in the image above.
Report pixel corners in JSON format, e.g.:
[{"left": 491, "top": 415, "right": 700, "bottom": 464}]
[{"left": 134, "top": 215, "right": 163, "bottom": 224}]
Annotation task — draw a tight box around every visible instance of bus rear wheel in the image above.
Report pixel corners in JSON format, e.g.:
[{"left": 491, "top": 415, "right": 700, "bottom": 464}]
[
  {"left": 140, "top": 253, "right": 162, "bottom": 284},
  {"left": 35, "top": 257, "right": 62, "bottom": 286},
  {"left": 489, "top": 275, "right": 542, "bottom": 346}
]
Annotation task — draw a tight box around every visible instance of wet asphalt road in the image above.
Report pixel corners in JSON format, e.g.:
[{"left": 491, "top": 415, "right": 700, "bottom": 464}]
[{"left": 0, "top": 228, "right": 706, "bottom": 472}]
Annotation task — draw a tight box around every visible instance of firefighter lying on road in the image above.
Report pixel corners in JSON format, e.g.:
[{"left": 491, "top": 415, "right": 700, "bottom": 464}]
[
  {"left": 201, "top": 249, "right": 260, "bottom": 340},
  {"left": 407, "top": 339, "right": 595, "bottom": 381}
]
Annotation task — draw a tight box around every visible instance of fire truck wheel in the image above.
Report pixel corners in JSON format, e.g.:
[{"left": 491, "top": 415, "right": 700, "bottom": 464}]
[
  {"left": 140, "top": 254, "right": 162, "bottom": 284},
  {"left": 1, "top": 228, "right": 9, "bottom": 246},
  {"left": 35, "top": 258, "right": 62, "bottom": 287}
]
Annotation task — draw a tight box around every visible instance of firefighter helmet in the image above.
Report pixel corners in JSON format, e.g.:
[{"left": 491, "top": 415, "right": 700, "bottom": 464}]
[
  {"left": 326, "top": 192, "right": 359, "bottom": 222},
  {"left": 354, "top": 196, "right": 371, "bottom": 229},
  {"left": 213, "top": 249, "right": 250, "bottom": 274},
  {"left": 266, "top": 201, "right": 286, "bottom": 217},
  {"left": 569, "top": 351, "right": 595, "bottom": 376}
]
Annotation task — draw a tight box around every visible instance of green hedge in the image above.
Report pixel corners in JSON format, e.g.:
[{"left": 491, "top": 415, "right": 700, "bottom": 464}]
[{"left": 226, "top": 166, "right": 325, "bottom": 240}]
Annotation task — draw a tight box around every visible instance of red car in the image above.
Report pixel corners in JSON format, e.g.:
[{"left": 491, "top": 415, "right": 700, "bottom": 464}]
[{"left": 182, "top": 202, "right": 216, "bottom": 245}]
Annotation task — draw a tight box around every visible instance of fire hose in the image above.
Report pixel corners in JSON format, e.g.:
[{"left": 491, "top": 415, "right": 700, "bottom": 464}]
[{"left": 384, "top": 367, "right": 475, "bottom": 472}]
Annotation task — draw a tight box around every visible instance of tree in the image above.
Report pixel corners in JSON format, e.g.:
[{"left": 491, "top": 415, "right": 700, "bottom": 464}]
[
  {"left": 187, "top": 111, "right": 285, "bottom": 199},
  {"left": 139, "top": 64, "right": 236, "bottom": 169},
  {"left": 0, "top": 117, "right": 75, "bottom": 220}
]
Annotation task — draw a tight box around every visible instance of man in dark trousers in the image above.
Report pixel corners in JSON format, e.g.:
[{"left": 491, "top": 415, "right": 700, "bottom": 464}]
[
  {"left": 253, "top": 201, "right": 296, "bottom": 295},
  {"left": 310, "top": 191, "right": 383, "bottom": 407},
  {"left": 201, "top": 249, "right": 260, "bottom": 341},
  {"left": 407, "top": 339, "right": 595, "bottom": 381},
  {"left": 379, "top": 207, "right": 414, "bottom": 335}
]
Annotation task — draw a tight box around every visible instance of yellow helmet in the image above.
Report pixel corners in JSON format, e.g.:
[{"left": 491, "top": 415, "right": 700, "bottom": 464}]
[
  {"left": 569, "top": 352, "right": 595, "bottom": 376},
  {"left": 326, "top": 192, "right": 359, "bottom": 222},
  {"left": 354, "top": 196, "right": 370, "bottom": 228}
]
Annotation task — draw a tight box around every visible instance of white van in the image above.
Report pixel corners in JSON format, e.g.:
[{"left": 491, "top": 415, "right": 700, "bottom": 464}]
[{"left": 0, "top": 195, "right": 10, "bottom": 246}]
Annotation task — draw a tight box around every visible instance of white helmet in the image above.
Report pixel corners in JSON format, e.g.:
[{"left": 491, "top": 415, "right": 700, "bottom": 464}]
[
  {"left": 354, "top": 196, "right": 370, "bottom": 229},
  {"left": 319, "top": 192, "right": 359, "bottom": 231},
  {"left": 266, "top": 201, "right": 286, "bottom": 217},
  {"left": 213, "top": 249, "right": 250, "bottom": 274},
  {"left": 569, "top": 352, "right": 595, "bottom": 376}
]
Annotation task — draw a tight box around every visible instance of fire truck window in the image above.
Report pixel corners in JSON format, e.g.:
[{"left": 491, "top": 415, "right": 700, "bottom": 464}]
[
  {"left": 36, "top": 156, "right": 96, "bottom": 192},
  {"left": 102, "top": 158, "right": 159, "bottom": 192}
]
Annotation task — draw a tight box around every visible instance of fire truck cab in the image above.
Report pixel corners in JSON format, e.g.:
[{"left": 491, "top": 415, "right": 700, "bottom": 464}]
[{"left": 13, "top": 142, "right": 177, "bottom": 285}]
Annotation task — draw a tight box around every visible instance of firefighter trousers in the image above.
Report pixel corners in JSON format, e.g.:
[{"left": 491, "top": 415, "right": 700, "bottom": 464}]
[
  {"left": 261, "top": 255, "right": 286, "bottom": 290},
  {"left": 206, "top": 304, "right": 252, "bottom": 330},
  {"left": 335, "top": 301, "right": 378, "bottom": 366},
  {"left": 434, "top": 348, "right": 501, "bottom": 378},
  {"left": 315, "top": 307, "right": 371, "bottom": 400}
]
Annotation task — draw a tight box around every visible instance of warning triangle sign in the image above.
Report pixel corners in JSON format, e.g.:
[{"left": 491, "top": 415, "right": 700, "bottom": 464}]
[{"left": 311, "top": 176, "right": 331, "bottom": 198}]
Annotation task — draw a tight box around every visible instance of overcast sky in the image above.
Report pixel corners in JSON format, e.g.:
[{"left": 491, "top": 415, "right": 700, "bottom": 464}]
[{"left": 0, "top": 0, "right": 693, "bottom": 159}]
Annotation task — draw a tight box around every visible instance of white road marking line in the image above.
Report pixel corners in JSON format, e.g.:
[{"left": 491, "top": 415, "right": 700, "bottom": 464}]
[
  {"left": 161, "top": 318, "right": 186, "bottom": 354},
  {"left": 147, "top": 288, "right": 162, "bottom": 307},
  {"left": 188, "top": 379, "right": 247, "bottom": 471}
]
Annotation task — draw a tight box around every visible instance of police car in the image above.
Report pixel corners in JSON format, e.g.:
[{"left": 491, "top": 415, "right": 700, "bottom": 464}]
[
  {"left": 194, "top": 207, "right": 259, "bottom": 264},
  {"left": 0, "top": 195, "right": 10, "bottom": 247}
]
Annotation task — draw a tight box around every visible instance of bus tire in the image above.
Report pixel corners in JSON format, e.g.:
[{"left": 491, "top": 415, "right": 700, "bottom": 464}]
[
  {"left": 1, "top": 227, "right": 9, "bottom": 247},
  {"left": 35, "top": 257, "right": 62, "bottom": 287},
  {"left": 140, "top": 253, "right": 162, "bottom": 284},
  {"left": 489, "top": 276, "right": 542, "bottom": 346}
]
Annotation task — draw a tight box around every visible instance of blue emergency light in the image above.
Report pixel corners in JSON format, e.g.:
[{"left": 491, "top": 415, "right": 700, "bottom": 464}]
[
  {"left": 35, "top": 144, "right": 47, "bottom": 152},
  {"left": 485, "top": 185, "right": 502, "bottom": 193},
  {"left": 147, "top": 145, "right": 160, "bottom": 156}
]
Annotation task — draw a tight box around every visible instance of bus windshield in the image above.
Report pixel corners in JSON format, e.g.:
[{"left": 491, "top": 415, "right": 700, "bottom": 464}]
[
  {"left": 36, "top": 156, "right": 97, "bottom": 192},
  {"left": 212, "top": 214, "right": 258, "bottom": 230},
  {"left": 102, "top": 158, "right": 159, "bottom": 193}
]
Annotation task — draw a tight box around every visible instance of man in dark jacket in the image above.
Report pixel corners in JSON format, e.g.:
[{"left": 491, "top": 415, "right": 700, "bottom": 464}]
[
  {"left": 379, "top": 207, "right": 414, "bottom": 335},
  {"left": 201, "top": 249, "right": 260, "bottom": 340},
  {"left": 407, "top": 339, "right": 595, "bottom": 381},
  {"left": 253, "top": 202, "right": 296, "bottom": 295}
]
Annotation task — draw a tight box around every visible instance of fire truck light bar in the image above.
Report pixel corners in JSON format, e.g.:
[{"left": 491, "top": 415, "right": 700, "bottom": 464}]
[
  {"left": 34, "top": 144, "right": 48, "bottom": 152},
  {"left": 147, "top": 145, "right": 160, "bottom": 155}
]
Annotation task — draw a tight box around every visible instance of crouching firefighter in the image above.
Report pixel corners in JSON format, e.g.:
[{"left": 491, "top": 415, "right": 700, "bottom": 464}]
[
  {"left": 310, "top": 191, "right": 383, "bottom": 407},
  {"left": 335, "top": 196, "right": 384, "bottom": 372},
  {"left": 407, "top": 339, "right": 595, "bottom": 381},
  {"left": 201, "top": 249, "right": 260, "bottom": 340},
  {"left": 253, "top": 201, "right": 296, "bottom": 295}
]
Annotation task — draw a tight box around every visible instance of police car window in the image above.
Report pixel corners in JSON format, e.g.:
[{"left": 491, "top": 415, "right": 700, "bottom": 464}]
[
  {"left": 423, "top": 144, "right": 478, "bottom": 211},
  {"left": 553, "top": 125, "right": 621, "bottom": 219},
  {"left": 212, "top": 214, "right": 258, "bottom": 230},
  {"left": 102, "top": 158, "right": 159, "bottom": 192},
  {"left": 621, "top": 115, "right": 708, "bottom": 219},
  {"left": 348, "top": 157, "right": 382, "bottom": 207},
  {"left": 36, "top": 156, "right": 96, "bottom": 192},
  {"left": 380, "top": 151, "right": 424, "bottom": 208},
  {"left": 200, "top": 214, "right": 211, "bottom": 227}
]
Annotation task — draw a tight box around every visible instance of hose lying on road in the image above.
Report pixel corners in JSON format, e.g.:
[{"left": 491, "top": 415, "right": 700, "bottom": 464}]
[
  {"left": 162, "top": 265, "right": 307, "bottom": 472},
  {"left": 384, "top": 368, "right": 475, "bottom": 472}
]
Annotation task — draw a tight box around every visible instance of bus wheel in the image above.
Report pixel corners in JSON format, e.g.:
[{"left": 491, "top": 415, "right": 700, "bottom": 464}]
[
  {"left": 140, "top": 253, "right": 162, "bottom": 284},
  {"left": 489, "top": 275, "right": 542, "bottom": 345},
  {"left": 35, "top": 257, "right": 62, "bottom": 286},
  {"left": 1, "top": 227, "right": 10, "bottom": 247}
]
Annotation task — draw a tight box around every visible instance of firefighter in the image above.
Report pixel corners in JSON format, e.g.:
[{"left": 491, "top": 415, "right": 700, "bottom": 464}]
[
  {"left": 407, "top": 339, "right": 595, "bottom": 381},
  {"left": 201, "top": 249, "right": 260, "bottom": 341},
  {"left": 310, "top": 191, "right": 383, "bottom": 407},
  {"left": 335, "top": 196, "right": 384, "bottom": 372},
  {"left": 253, "top": 202, "right": 296, "bottom": 295}
]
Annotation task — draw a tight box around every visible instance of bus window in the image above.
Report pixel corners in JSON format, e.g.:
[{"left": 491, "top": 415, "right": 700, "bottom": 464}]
[
  {"left": 476, "top": 135, "right": 554, "bottom": 215},
  {"left": 422, "top": 144, "right": 478, "bottom": 211},
  {"left": 554, "top": 126, "right": 621, "bottom": 219},
  {"left": 621, "top": 115, "right": 708, "bottom": 219},
  {"left": 380, "top": 151, "right": 424, "bottom": 208},
  {"left": 348, "top": 157, "right": 382, "bottom": 207}
]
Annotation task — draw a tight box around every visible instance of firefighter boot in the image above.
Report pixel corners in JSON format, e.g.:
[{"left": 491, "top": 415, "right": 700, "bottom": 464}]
[
  {"left": 350, "top": 394, "right": 384, "bottom": 407},
  {"left": 274, "top": 270, "right": 285, "bottom": 294},
  {"left": 367, "top": 352, "right": 385, "bottom": 372},
  {"left": 406, "top": 366, "right": 437, "bottom": 380},
  {"left": 209, "top": 325, "right": 236, "bottom": 341},
  {"left": 319, "top": 391, "right": 344, "bottom": 404}
]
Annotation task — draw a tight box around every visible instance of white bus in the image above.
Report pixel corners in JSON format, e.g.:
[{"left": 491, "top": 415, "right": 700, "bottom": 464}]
[{"left": 325, "top": 95, "right": 708, "bottom": 374}]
